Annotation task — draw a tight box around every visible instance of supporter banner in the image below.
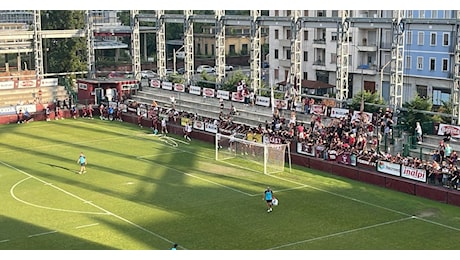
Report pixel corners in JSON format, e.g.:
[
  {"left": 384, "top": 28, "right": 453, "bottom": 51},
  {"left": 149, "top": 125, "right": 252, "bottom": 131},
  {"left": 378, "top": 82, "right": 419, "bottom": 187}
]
[
  {"left": 0, "top": 81, "right": 14, "bottom": 90},
  {"left": 330, "top": 107, "right": 349, "bottom": 118},
  {"left": 337, "top": 151, "right": 351, "bottom": 165},
  {"left": 231, "top": 91, "right": 244, "bottom": 102},
  {"left": 437, "top": 123, "right": 460, "bottom": 138},
  {"left": 18, "top": 80, "right": 36, "bottom": 88},
  {"left": 269, "top": 135, "right": 282, "bottom": 144},
  {"left": 352, "top": 111, "right": 372, "bottom": 123},
  {"left": 203, "top": 88, "right": 215, "bottom": 98},
  {"left": 150, "top": 79, "right": 161, "bottom": 88},
  {"left": 78, "top": 83, "right": 87, "bottom": 90},
  {"left": 40, "top": 78, "right": 58, "bottom": 87},
  {"left": 174, "top": 83, "right": 185, "bottom": 92},
  {"left": 376, "top": 160, "right": 401, "bottom": 176},
  {"left": 297, "top": 142, "right": 315, "bottom": 157},
  {"left": 189, "top": 85, "right": 201, "bottom": 95},
  {"left": 217, "top": 90, "right": 230, "bottom": 100},
  {"left": 0, "top": 106, "right": 17, "bottom": 115},
  {"left": 16, "top": 104, "right": 36, "bottom": 113},
  {"left": 401, "top": 165, "right": 427, "bottom": 183},
  {"left": 357, "top": 157, "right": 377, "bottom": 168},
  {"left": 162, "top": 81, "right": 173, "bottom": 90},
  {"left": 193, "top": 120, "right": 205, "bottom": 131},
  {"left": 205, "top": 122, "right": 218, "bottom": 133},
  {"left": 310, "top": 104, "right": 326, "bottom": 115},
  {"left": 274, "top": 99, "right": 287, "bottom": 110},
  {"left": 256, "top": 96, "right": 270, "bottom": 107}
]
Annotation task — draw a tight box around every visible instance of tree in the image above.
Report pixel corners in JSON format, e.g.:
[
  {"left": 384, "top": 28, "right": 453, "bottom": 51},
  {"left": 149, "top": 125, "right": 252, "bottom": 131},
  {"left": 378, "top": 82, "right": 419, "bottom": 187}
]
[
  {"left": 399, "top": 94, "right": 434, "bottom": 134},
  {"left": 349, "top": 90, "right": 385, "bottom": 113},
  {"left": 41, "top": 11, "right": 86, "bottom": 74}
]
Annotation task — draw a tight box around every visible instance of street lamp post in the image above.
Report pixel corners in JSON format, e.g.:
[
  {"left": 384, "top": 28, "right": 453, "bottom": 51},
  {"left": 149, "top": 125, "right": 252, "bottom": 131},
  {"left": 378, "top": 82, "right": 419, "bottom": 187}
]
[
  {"left": 173, "top": 45, "right": 185, "bottom": 74},
  {"left": 379, "top": 59, "right": 392, "bottom": 102}
]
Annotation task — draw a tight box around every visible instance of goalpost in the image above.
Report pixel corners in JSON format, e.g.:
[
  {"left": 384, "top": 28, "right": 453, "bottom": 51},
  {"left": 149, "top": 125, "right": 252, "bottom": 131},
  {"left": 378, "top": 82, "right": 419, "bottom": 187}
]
[{"left": 215, "top": 133, "right": 291, "bottom": 175}]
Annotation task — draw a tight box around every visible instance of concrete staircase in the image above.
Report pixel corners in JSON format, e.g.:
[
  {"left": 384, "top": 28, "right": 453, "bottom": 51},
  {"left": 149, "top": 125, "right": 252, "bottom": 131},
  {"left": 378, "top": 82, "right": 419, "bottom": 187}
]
[
  {"left": 132, "top": 86, "right": 315, "bottom": 128},
  {"left": 0, "top": 85, "right": 69, "bottom": 106},
  {"left": 406, "top": 133, "right": 460, "bottom": 160}
]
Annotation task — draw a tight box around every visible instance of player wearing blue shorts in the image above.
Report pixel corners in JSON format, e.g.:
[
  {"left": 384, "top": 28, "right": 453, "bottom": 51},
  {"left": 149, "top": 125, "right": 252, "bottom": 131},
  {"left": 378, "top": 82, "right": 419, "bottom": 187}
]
[
  {"left": 77, "top": 152, "right": 87, "bottom": 174},
  {"left": 264, "top": 187, "right": 274, "bottom": 213}
]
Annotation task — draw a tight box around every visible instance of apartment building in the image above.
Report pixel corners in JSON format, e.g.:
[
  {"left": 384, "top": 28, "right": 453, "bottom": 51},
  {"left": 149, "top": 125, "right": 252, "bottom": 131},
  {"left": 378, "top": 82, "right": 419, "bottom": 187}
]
[{"left": 268, "top": 10, "right": 458, "bottom": 106}]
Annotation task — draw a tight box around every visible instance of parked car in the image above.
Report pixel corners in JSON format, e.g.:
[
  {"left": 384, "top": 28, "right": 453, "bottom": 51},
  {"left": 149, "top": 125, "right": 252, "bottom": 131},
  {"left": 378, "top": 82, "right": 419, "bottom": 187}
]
[
  {"left": 196, "top": 65, "right": 215, "bottom": 74},
  {"left": 140, "top": 70, "right": 157, "bottom": 79},
  {"left": 262, "top": 61, "right": 269, "bottom": 68},
  {"left": 175, "top": 51, "right": 185, "bottom": 59},
  {"left": 177, "top": 67, "right": 185, "bottom": 75},
  {"left": 214, "top": 65, "right": 234, "bottom": 72}
]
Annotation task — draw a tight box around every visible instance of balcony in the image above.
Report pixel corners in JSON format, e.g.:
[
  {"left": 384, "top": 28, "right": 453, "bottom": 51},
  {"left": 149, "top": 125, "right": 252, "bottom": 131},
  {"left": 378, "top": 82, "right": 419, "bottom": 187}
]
[
  {"left": 354, "top": 64, "right": 377, "bottom": 75},
  {"left": 356, "top": 44, "right": 377, "bottom": 52},
  {"left": 312, "top": 59, "right": 326, "bottom": 70},
  {"left": 312, "top": 39, "right": 326, "bottom": 48}
]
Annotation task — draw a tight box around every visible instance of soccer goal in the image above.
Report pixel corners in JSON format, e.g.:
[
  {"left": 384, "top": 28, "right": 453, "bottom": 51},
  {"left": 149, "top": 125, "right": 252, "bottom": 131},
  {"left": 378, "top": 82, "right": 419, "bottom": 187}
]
[{"left": 215, "top": 133, "right": 291, "bottom": 175}]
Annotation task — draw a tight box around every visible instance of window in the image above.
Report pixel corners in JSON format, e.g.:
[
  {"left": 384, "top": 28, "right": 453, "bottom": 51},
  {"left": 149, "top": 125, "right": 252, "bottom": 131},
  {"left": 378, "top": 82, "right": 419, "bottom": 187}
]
[
  {"left": 433, "top": 88, "right": 451, "bottom": 106},
  {"left": 331, "top": 32, "right": 337, "bottom": 41},
  {"left": 318, "top": 10, "right": 325, "bottom": 17},
  {"left": 430, "top": 32, "right": 436, "bottom": 46},
  {"left": 303, "top": 51, "right": 308, "bottom": 62},
  {"left": 274, "top": 69, "right": 279, "bottom": 80},
  {"left": 443, "top": 33, "right": 449, "bottom": 46},
  {"left": 418, "top": 32, "right": 424, "bottom": 45},
  {"left": 406, "top": 31, "right": 412, "bottom": 45},
  {"left": 275, "top": 29, "right": 279, "bottom": 40},
  {"left": 432, "top": 10, "right": 438, "bottom": 18},
  {"left": 330, "top": 53, "right": 337, "bottom": 64},
  {"left": 286, "top": 49, "right": 291, "bottom": 60},
  {"left": 287, "top": 10, "right": 291, "bottom": 16},
  {"left": 241, "top": 44, "right": 248, "bottom": 55},
  {"left": 274, "top": 49, "right": 279, "bottom": 59},
  {"left": 405, "top": 56, "right": 411, "bottom": 69},
  {"left": 229, "top": 45, "right": 235, "bottom": 55},
  {"left": 284, "top": 70, "right": 289, "bottom": 81},
  {"left": 205, "top": 44, "right": 208, "bottom": 55},
  {"left": 419, "top": 10, "right": 425, "bottom": 18},
  {"left": 417, "top": 57, "right": 423, "bottom": 70},
  {"left": 274, "top": 10, "right": 279, "bottom": 16},
  {"left": 407, "top": 10, "right": 413, "bottom": 18},
  {"left": 442, "top": 59, "right": 448, "bottom": 71},
  {"left": 196, "top": 43, "right": 201, "bottom": 55},
  {"left": 416, "top": 85, "right": 428, "bottom": 98},
  {"left": 304, "top": 30, "right": 308, "bottom": 41},
  {"left": 444, "top": 10, "right": 451, "bottom": 18},
  {"left": 286, "top": 29, "right": 291, "bottom": 40},
  {"left": 303, "top": 72, "right": 308, "bottom": 80},
  {"left": 429, "top": 58, "right": 436, "bottom": 71},
  {"left": 303, "top": 10, "right": 308, "bottom": 17},
  {"left": 332, "top": 10, "right": 338, "bottom": 17},
  {"left": 211, "top": 44, "right": 215, "bottom": 56}
]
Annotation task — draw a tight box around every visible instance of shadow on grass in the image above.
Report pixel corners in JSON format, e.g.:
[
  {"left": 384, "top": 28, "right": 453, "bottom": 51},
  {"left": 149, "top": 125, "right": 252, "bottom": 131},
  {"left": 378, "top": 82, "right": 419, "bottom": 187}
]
[{"left": 40, "top": 162, "right": 80, "bottom": 175}]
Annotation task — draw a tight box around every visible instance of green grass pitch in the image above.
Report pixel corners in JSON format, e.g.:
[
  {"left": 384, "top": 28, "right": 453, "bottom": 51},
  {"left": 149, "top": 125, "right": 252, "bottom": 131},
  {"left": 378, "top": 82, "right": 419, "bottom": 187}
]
[{"left": 1, "top": 118, "right": 460, "bottom": 251}]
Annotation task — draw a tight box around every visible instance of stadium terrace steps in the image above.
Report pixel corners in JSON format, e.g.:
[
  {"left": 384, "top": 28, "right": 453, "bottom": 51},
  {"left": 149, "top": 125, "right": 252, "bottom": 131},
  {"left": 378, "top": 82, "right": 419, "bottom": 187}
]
[
  {"left": 0, "top": 85, "right": 69, "bottom": 106},
  {"left": 133, "top": 86, "right": 314, "bottom": 128}
]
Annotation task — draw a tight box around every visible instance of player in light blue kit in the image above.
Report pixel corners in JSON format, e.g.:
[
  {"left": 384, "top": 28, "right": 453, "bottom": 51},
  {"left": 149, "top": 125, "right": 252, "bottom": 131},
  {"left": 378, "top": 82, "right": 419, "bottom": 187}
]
[
  {"left": 77, "top": 152, "right": 87, "bottom": 174},
  {"left": 263, "top": 186, "right": 274, "bottom": 213}
]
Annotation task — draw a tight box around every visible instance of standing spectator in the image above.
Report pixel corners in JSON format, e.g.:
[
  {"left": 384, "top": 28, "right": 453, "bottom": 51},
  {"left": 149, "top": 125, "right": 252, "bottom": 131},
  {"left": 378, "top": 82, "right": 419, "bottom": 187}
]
[
  {"left": 17, "top": 109, "right": 24, "bottom": 124},
  {"left": 184, "top": 122, "right": 192, "bottom": 141},
  {"left": 88, "top": 104, "right": 94, "bottom": 119},
  {"left": 45, "top": 106, "right": 51, "bottom": 121},
  {"left": 71, "top": 105, "right": 77, "bottom": 119},
  {"left": 415, "top": 122, "right": 422, "bottom": 144},
  {"left": 99, "top": 104, "right": 105, "bottom": 120},
  {"left": 170, "top": 96, "right": 176, "bottom": 109},
  {"left": 161, "top": 117, "right": 168, "bottom": 135},
  {"left": 77, "top": 152, "right": 87, "bottom": 174}
]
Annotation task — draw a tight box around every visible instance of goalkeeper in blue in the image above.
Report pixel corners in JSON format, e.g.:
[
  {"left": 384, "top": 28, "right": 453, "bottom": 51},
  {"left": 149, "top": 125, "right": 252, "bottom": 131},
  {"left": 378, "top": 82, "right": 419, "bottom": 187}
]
[{"left": 263, "top": 187, "right": 274, "bottom": 213}]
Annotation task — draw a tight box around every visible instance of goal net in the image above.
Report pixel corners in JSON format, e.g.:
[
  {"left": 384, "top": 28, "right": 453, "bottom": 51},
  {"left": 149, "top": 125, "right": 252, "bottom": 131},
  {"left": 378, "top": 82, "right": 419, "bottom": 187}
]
[{"left": 215, "top": 133, "right": 291, "bottom": 175}]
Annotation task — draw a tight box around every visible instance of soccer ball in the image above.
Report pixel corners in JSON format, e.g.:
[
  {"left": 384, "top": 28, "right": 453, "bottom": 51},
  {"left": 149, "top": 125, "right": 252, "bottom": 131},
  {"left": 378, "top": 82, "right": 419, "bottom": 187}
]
[{"left": 272, "top": 198, "right": 279, "bottom": 206}]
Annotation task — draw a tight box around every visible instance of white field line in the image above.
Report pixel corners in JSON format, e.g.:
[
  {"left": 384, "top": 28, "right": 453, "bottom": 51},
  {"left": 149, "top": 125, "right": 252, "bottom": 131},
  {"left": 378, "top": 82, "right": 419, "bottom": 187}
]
[
  {"left": 268, "top": 216, "right": 414, "bottom": 250},
  {"left": 75, "top": 223, "right": 100, "bottom": 229},
  {"left": 0, "top": 160, "right": 183, "bottom": 248},
  {"left": 28, "top": 230, "right": 58, "bottom": 238}
]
